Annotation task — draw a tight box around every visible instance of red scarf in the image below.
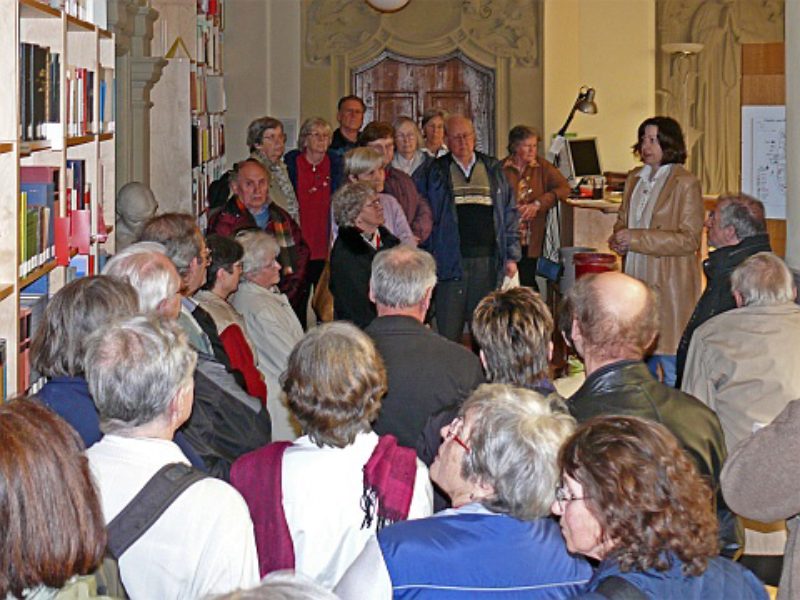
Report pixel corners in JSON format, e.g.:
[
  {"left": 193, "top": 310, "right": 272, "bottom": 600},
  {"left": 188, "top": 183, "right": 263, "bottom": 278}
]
[{"left": 230, "top": 435, "right": 416, "bottom": 578}]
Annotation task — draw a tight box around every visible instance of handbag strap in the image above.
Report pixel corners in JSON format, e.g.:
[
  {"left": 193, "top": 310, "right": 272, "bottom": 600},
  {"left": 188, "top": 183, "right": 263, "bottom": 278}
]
[{"left": 106, "top": 462, "right": 208, "bottom": 559}]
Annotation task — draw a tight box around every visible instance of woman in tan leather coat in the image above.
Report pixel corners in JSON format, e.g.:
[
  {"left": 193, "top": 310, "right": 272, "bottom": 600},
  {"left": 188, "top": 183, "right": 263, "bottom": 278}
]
[{"left": 608, "top": 116, "right": 704, "bottom": 386}]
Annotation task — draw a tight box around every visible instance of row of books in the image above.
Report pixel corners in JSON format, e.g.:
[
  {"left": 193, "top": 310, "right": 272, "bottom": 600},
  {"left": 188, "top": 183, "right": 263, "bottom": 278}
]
[
  {"left": 18, "top": 163, "right": 93, "bottom": 278},
  {"left": 19, "top": 292, "right": 48, "bottom": 395},
  {"left": 191, "top": 113, "right": 225, "bottom": 168},
  {"left": 196, "top": 14, "right": 223, "bottom": 72},
  {"left": 98, "top": 68, "right": 115, "bottom": 133},
  {"left": 192, "top": 156, "right": 226, "bottom": 219},
  {"left": 20, "top": 42, "right": 60, "bottom": 142},
  {"left": 66, "top": 67, "right": 95, "bottom": 137}
]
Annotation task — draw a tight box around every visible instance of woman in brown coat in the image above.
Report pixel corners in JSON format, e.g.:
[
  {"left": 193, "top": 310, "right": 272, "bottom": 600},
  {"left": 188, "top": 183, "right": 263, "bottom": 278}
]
[
  {"left": 503, "top": 125, "right": 570, "bottom": 287},
  {"left": 608, "top": 116, "right": 703, "bottom": 386}
]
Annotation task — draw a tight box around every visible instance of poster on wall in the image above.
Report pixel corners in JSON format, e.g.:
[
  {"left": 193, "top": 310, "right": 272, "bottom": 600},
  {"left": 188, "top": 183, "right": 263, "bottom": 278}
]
[{"left": 741, "top": 105, "right": 786, "bottom": 219}]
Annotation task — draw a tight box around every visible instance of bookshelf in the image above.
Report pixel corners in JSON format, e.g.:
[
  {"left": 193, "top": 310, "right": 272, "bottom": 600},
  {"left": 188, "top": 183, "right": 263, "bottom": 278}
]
[
  {"left": 0, "top": 0, "right": 115, "bottom": 398},
  {"left": 150, "top": 0, "right": 226, "bottom": 230}
]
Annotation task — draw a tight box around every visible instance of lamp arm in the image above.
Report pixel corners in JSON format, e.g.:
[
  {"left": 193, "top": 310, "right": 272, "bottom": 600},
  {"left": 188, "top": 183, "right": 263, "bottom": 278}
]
[{"left": 557, "top": 104, "right": 578, "bottom": 138}]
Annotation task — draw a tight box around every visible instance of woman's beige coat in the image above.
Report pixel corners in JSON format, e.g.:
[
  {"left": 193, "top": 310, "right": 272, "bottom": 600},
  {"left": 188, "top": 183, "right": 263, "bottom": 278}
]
[{"left": 614, "top": 164, "right": 704, "bottom": 354}]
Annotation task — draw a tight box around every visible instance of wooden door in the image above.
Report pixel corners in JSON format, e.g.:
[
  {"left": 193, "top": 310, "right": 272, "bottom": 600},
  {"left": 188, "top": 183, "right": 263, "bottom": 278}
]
[{"left": 353, "top": 50, "right": 496, "bottom": 156}]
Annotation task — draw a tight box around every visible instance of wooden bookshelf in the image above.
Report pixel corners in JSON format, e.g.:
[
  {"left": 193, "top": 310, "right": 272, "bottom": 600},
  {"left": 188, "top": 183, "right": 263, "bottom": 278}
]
[{"left": 0, "top": 0, "right": 116, "bottom": 398}]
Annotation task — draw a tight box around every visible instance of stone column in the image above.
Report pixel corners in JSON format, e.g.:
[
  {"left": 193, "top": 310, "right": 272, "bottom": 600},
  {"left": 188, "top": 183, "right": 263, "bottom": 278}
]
[
  {"left": 786, "top": 0, "right": 799, "bottom": 271},
  {"left": 107, "top": 0, "right": 165, "bottom": 191}
]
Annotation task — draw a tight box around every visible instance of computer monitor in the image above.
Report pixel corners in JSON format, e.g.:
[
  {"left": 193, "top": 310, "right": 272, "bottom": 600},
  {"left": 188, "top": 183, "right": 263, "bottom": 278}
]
[{"left": 567, "top": 138, "right": 602, "bottom": 179}]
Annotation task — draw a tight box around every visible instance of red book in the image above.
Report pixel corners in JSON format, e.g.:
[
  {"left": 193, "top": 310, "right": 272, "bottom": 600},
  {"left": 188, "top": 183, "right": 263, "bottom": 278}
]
[
  {"left": 55, "top": 216, "right": 70, "bottom": 265},
  {"left": 70, "top": 209, "right": 90, "bottom": 254}
]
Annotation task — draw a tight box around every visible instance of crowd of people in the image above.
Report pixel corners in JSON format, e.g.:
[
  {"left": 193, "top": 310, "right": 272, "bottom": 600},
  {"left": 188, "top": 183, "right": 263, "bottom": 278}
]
[{"left": 4, "top": 98, "right": 796, "bottom": 600}]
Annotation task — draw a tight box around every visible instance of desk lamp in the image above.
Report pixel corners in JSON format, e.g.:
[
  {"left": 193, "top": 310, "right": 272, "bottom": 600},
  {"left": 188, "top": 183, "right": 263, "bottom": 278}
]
[{"left": 548, "top": 86, "right": 598, "bottom": 168}]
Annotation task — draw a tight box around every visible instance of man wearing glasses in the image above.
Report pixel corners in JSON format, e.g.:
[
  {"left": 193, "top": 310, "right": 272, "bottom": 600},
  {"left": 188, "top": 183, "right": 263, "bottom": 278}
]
[{"left": 421, "top": 115, "right": 520, "bottom": 342}]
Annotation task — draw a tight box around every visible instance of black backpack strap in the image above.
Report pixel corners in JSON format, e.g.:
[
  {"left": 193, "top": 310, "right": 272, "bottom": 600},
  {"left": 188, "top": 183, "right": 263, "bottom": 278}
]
[
  {"left": 594, "top": 576, "right": 648, "bottom": 600},
  {"left": 106, "top": 462, "right": 209, "bottom": 559}
]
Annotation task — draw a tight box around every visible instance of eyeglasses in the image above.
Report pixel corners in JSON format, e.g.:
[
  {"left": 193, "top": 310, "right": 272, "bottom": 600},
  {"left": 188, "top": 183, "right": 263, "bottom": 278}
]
[
  {"left": 364, "top": 198, "right": 382, "bottom": 209},
  {"left": 445, "top": 416, "right": 471, "bottom": 453},
  {"left": 309, "top": 132, "right": 331, "bottom": 140},
  {"left": 554, "top": 485, "right": 590, "bottom": 511},
  {"left": 396, "top": 133, "right": 417, "bottom": 140},
  {"left": 449, "top": 133, "right": 474, "bottom": 142}
]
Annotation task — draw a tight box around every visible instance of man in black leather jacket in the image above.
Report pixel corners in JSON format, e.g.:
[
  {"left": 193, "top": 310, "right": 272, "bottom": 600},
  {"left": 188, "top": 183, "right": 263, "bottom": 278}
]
[
  {"left": 566, "top": 271, "right": 741, "bottom": 558},
  {"left": 674, "top": 193, "right": 771, "bottom": 387}
]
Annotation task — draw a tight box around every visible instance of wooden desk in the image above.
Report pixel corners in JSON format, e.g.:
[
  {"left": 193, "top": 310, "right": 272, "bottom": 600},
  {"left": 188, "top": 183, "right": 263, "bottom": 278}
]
[{"left": 561, "top": 196, "right": 621, "bottom": 253}]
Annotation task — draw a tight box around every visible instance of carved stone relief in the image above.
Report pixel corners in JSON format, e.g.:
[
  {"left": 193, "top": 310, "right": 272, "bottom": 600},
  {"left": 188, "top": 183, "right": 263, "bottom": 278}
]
[
  {"left": 304, "top": 0, "right": 539, "bottom": 68},
  {"left": 656, "top": 0, "right": 784, "bottom": 194}
]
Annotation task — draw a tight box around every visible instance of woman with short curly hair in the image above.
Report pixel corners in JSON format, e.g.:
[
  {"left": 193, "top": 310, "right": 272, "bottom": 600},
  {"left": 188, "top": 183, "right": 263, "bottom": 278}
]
[
  {"left": 553, "top": 416, "right": 767, "bottom": 599},
  {"left": 230, "top": 322, "right": 432, "bottom": 588}
]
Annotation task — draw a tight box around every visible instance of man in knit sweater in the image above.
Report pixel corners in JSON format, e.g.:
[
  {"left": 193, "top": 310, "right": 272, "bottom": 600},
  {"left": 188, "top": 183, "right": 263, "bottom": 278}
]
[{"left": 421, "top": 115, "right": 520, "bottom": 341}]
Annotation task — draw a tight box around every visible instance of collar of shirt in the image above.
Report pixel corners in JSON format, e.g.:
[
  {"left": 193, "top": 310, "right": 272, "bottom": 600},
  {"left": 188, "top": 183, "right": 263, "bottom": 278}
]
[
  {"left": 181, "top": 296, "right": 198, "bottom": 311},
  {"left": 453, "top": 153, "right": 477, "bottom": 178},
  {"left": 637, "top": 163, "right": 672, "bottom": 183}
]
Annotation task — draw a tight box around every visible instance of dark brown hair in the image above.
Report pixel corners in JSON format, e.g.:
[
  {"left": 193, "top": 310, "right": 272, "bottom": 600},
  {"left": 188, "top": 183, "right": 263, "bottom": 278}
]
[
  {"left": 0, "top": 399, "right": 106, "bottom": 596},
  {"left": 558, "top": 416, "right": 718, "bottom": 576},
  {"left": 632, "top": 116, "right": 687, "bottom": 165},
  {"left": 358, "top": 121, "right": 395, "bottom": 146}
]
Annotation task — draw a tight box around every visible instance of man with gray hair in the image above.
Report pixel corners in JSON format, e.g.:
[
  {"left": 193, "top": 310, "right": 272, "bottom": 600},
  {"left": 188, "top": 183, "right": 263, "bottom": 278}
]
[
  {"left": 85, "top": 317, "right": 259, "bottom": 598},
  {"left": 675, "top": 193, "right": 771, "bottom": 386},
  {"left": 366, "top": 245, "right": 484, "bottom": 448},
  {"left": 683, "top": 251, "right": 800, "bottom": 450},
  {"left": 683, "top": 252, "right": 800, "bottom": 580}
]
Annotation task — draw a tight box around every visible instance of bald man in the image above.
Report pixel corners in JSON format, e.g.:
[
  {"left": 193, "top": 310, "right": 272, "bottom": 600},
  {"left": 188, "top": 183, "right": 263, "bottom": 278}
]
[
  {"left": 421, "top": 115, "right": 520, "bottom": 341},
  {"left": 566, "top": 271, "right": 740, "bottom": 557}
]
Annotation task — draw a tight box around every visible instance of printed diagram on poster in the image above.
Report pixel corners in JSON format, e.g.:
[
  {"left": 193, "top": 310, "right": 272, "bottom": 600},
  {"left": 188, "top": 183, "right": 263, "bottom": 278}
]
[{"left": 741, "top": 105, "right": 786, "bottom": 219}]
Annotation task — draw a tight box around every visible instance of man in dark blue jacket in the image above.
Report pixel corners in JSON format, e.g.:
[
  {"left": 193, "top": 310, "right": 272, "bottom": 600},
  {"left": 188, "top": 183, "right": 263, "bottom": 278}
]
[{"left": 421, "top": 115, "right": 520, "bottom": 341}]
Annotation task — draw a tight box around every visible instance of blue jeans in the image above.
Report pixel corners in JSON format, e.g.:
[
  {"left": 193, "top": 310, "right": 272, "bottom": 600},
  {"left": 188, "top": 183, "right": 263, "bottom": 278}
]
[{"left": 647, "top": 354, "right": 677, "bottom": 387}]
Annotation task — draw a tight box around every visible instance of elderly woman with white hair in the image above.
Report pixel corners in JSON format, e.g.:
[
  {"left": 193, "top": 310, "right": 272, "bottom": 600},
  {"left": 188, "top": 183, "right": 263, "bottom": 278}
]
[
  {"left": 342, "top": 147, "right": 415, "bottom": 245},
  {"left": 284, "top": 117, "right": 345, "bottom": 292},
  {"left": 329, "top": 181, "right": 401, "bottom": 328},
  {"left": 230, "top": 229, "right": 304, "bottom": 441},
  {"left": 336, "top": 383, "right": 592, "bottom": 599},
  {"left": 391, "top": 116, "right": 433, "bottom": 182}
]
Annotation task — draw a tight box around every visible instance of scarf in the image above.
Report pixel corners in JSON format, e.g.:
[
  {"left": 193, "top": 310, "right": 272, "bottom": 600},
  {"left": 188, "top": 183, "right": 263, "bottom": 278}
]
[{"left": 360, "top": 435, "right": 417, "bottom": 530}]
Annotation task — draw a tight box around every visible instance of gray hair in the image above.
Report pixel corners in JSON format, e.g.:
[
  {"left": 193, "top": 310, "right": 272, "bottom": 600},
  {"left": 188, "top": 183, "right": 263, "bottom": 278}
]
[
  {"left": 235, "top": 229, "right": 279, "bottom": 276},
  {"left": 332, "top": 181, "right": 374, "bottom": 228},
  {"left": 344, "top": 147, "right": 383, "bottom": 178},
  {"left": 138, "top": 213, "right": 203, "bottom": 278},
  {"left": 246, "top": 116, "right": 284, "bottom": 153},
  {"left": 297, "top": 117, "right": 332, "bottom": 152},
  {"left": 31, "top": 276, "right": 139, "bottom": 378},
  {"left": 103, "top": 242, "right": 180, "bottom": 315},
  {"left": 85, "top": 316, "right": 197, "bottom": 434},
  {"left": 717, "top": 193, "right": 767, "bottom": 240},
  {"left": 731, "top": 251, "right": 795, "bottom": 307},
  {"left": 393, "top": 116, "right": 424, "bottom": 148},
  {"left": 460, "top": 383, "right": 575, "bottom": 520},
  {"left": 370, "top": 246, "right": 436, "bottom": 308},
  {"left": 208, "top": 571, "right": 338, "bottom": 600}
]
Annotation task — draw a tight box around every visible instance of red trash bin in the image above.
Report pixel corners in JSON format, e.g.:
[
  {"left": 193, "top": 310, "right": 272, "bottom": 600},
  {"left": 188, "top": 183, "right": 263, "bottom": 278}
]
[{"left": 573, "top": 252, "right": 618, "bottom": 279}]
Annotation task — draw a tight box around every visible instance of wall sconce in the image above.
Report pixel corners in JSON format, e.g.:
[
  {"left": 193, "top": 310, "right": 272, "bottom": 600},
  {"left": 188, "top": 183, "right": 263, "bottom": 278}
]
[{"left": 366, "top": 0, "right": 411, "bottom": 13}]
